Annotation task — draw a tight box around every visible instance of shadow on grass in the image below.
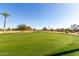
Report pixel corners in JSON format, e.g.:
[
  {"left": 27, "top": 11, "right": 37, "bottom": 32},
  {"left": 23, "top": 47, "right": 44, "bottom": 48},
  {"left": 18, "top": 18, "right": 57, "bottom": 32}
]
[{"left": 47, "top": 49, "right": 79, "bottom": 56}]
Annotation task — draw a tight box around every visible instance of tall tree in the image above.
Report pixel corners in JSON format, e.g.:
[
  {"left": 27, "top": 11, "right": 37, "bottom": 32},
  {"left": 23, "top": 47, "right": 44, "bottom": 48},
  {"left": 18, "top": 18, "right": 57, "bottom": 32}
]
[
  {"left": 1, "top": 12, "right": 10, "bottom": 33},
  {"left": 43, "top": 27, "right": 48, "bottom": 31},
  {"left": 71, "top": 24, "right": 78, "bottom": 32},
  {"left": 17, "top": 24, "right": 27, "bottom": 32}
]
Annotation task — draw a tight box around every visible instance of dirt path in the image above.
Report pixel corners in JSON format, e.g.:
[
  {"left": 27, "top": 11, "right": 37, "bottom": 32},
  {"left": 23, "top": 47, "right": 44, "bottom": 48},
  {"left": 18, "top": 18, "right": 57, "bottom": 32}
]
[
  {"left": 68, "top": 32, "right": 79, "bottom": 35},
  {"left": 0, "top": 31, "right": 79, "bottom": 36},
  {"left": 0, "top": 31, "right": 33, "bottom": 34},
  {"left": 48, "top": 31, "right": 79, "bottom": 36}
]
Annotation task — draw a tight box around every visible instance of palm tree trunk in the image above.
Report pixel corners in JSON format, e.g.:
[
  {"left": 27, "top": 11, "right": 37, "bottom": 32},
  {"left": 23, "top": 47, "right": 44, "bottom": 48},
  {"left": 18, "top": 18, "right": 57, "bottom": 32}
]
[{"left": 3, "top": 16, "right": 6, "bottom": 33}]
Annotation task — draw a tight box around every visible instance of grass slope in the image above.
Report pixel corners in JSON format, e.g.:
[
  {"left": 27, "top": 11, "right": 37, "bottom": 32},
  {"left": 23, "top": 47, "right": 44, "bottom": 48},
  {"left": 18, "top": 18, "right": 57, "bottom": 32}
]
[{"left": 0, "top": 32, "right": 78, "bottom": 56}]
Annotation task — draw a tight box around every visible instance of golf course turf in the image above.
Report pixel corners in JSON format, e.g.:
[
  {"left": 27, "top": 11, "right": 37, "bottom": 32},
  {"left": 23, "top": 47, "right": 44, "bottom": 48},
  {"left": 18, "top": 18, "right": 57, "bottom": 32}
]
[{"left": 0, "top": 32, "right": 79, "bottom": 56}]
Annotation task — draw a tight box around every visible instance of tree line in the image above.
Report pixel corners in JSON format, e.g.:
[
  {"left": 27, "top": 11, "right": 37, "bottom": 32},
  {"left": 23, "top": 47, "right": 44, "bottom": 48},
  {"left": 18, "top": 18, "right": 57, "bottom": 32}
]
[
  {"left": 42, "top": 24, "right": 79, "bottom": 33},
  {"left": 0, "top": 24, "right": 78, "bottom": 33}
]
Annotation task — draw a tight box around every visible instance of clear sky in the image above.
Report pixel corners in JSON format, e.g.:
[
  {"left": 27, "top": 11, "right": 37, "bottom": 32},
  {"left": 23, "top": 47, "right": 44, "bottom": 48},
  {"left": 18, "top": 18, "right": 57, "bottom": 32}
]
[{"left": 0, "top": 3, "right": 79, "bottom": 29}]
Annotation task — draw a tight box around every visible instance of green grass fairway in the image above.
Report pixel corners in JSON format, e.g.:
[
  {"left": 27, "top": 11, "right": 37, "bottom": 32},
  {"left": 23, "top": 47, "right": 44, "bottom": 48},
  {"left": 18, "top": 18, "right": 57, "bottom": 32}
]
[{"left": 0, "top": 32, "right": 79, "bottom": 56}]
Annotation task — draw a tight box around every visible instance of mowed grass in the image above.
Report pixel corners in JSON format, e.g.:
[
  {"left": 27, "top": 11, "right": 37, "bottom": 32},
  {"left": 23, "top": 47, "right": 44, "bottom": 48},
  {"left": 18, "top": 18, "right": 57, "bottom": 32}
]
[{"left": 0, "top": 32, "right": 79, "bottom": 56}]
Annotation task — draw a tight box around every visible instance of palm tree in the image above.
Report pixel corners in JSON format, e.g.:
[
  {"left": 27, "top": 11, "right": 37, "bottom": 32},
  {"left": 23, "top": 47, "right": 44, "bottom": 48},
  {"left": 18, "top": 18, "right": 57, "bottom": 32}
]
[{"left": 0, "top": 12, "right": 10, "bottom": 33}]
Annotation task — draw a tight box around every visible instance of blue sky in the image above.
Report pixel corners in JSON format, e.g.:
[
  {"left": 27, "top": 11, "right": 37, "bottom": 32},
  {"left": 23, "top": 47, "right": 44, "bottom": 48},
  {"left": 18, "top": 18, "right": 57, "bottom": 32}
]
[{"left": 0, "top": 3, "right": 79, "bottom": 29}]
